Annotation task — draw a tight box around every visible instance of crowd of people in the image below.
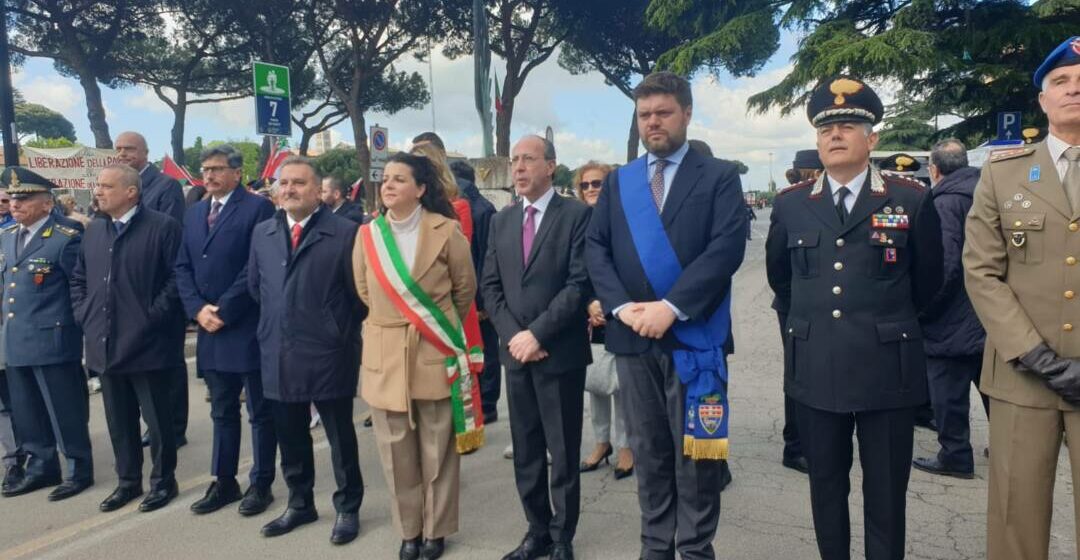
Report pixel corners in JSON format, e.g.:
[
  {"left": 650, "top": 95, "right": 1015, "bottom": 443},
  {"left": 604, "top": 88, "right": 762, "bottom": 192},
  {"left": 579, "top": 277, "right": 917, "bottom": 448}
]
[{"left": 0, "top": 35, "right": 1077, "bottom": 560}]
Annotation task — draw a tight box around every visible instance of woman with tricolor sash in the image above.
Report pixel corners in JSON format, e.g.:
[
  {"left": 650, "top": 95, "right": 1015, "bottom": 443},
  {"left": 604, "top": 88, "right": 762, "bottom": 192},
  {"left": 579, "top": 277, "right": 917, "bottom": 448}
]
[{"left": 352, "top": 153, "right": 479, "bottom": 560}]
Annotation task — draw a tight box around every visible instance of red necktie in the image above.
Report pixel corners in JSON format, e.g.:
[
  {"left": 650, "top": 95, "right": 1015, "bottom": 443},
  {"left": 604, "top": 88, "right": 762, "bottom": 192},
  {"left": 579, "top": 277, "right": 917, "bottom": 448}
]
[{"left": 291, "top": 223, "right": 302, "bottom": 250}]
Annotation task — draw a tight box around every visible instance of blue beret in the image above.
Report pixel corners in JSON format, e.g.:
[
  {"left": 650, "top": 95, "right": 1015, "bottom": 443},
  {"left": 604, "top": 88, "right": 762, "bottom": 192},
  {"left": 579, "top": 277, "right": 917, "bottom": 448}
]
[{"left": 1034, "top": 36, "right": 1080, "bottom": 88}]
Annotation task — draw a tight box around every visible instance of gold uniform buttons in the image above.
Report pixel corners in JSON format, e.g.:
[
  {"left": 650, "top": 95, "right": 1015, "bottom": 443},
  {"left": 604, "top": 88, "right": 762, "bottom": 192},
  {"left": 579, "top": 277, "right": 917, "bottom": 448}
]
[
  {"left": 1071, "top": 223, "right": 1079, "bottom": 232},
  {"left": 832, "top": 286, "right": 842, "bottom": 295},
  {"left": 1014, "top": 221, "right": 1023, "bottom": 228},
  {"left": 1069, "top": 257, "right": 1078, "bottom": 266},
  {"left": 832, "top": 310, "right": 842, "bottom": 319},
  {"left": 834, "top": 262, "right": 844, "bottom": 271},
  {"left": 1067, "top": 291, "right": 1076, "bottom": 300},
  {"left": 1066, "top": 324, "right": 1075, "bottom": 332},
  {"left": 835, "top": 239, "right": 845, "bottom": 247}
]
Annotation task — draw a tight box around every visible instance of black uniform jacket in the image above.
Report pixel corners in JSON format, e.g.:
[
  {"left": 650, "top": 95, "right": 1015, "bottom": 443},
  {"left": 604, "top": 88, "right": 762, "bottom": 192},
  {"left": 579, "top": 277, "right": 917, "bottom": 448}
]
[{"left": 766, "top": 168, "right": 944, "bottom": 413}]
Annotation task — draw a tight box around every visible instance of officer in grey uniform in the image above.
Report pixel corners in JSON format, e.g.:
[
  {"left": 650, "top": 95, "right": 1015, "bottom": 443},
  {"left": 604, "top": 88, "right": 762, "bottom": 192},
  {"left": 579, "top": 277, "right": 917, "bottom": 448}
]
[
  {"left": 0, "top": 167, "right": 93, "bottom": 501},
  {"left": 766, "top": 77, "right": 944, "bottom": 560}
]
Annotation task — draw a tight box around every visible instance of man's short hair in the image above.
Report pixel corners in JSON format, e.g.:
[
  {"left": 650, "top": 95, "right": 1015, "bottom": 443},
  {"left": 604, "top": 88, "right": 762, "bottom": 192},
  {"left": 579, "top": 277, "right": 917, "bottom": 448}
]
[
  {"left": 633, "top": 71, "right": 693, "bottom": 109},
  {"left": 930, "top": 138, "right": 968, "bottom": 176},
  {"left": 323, "top": 175, "right": 347, "bottom": 197},
  {"left": 412, "top": 132, "right": 446, "bottom": 153},
  {"left": 449, "top": 160, "right": 475, "bottom": 184},
  {"left": 688, "top": 139, "right": 713, "bottom": 157},
  {"left": 102, "top": 163, "right": 142, "bottom": 192},
  {"left": 200, "top": 144, "right": 243, "bottom": 169},
  {"left": 280, "top": 155, "right": 322, "bottom": 184}
]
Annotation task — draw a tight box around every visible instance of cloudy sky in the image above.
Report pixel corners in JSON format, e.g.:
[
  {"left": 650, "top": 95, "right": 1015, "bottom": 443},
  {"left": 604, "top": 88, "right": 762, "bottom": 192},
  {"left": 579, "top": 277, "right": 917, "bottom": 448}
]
[{"left": 13, "top": 31, "right": 817, "bottom": 191}]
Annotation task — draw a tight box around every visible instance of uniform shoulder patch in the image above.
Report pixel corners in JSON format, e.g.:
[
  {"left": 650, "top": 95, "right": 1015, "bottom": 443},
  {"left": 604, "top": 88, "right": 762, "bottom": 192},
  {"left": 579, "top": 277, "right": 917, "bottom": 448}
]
[
  {"left": 54, "top": 225, "right": 78, "bottom": 237},
  {"left": 884, "top": 175, "right": 926, "bottom": 192},
  {"left": 990, "top": 147, "right": 1035, "bottom": 163},
  {"left": 777, "top": 179, "right": 813, "bottom": 196}
]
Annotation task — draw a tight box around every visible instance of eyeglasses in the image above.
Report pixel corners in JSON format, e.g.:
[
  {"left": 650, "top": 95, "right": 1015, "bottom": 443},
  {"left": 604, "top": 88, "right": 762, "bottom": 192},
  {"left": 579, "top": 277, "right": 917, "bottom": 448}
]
[
  {"left": 200, "top": 166, "right": 235, "bottom": 175},
  {"left": 579, "top": 180, "right": 603, "bottom": 190}
]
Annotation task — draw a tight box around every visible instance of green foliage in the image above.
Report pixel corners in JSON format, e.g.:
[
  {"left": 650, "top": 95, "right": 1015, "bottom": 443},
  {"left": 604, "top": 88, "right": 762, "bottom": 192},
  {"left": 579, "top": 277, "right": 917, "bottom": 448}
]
[
  {"left": 24, "top": 137, "right": 77, "bottom": 149},
  {"left": 646, "top": 0, "right": 781, "bottom": 77},
  {"left": 15, "top": 102, "right": 76, "bottom": 142},
  {"left": 313, "top": 148, "right": 363, "bottom": 188},
  {"left": 184, "top": 137, "right": 207, "bottom": 172},
  {"left": 748, "top": 0, "right": 1079, "bottom": 145},
  {"left": 723, "top": 159, "right": 749, "bottom": 175},
  {"left": 553, "top": 164, "right": 572, "bottom": 187}
]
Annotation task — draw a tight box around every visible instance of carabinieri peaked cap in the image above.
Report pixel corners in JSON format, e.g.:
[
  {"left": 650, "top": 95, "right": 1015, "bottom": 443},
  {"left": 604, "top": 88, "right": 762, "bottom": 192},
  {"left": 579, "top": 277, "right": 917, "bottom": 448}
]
[
  {"left": 879, "top": 153, "right": 922, "bottom": 174},
  {"left": 792, "top": 149, "right": 824, "bottom": 171},
  {"left": 1034, "top": 36, "right": 1080, "bottom": 89},
  {"left": 0, "top": 167, "right": 58, "bottom": 199},
  {"left": 806, "top": 76, "right": 884, "bottom": 128}
]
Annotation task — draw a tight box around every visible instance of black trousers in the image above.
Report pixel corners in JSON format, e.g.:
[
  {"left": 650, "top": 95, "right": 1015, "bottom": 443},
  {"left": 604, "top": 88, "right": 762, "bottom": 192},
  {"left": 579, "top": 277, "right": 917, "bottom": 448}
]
[
  {"left": 6, "top": 362, "right": 93, "bottom": 482},
  {"left": 616, "top": 351, "right": 723, "bottom": 560},
  {"left": 0, "top": 369, "right": 25, "bottom": 468},
  {"left": 479, "top": 319, "right": 502, "bottom": 417},
  {"left": 271, "top": 397, "right": 363, "bottom": 513},
  {"left": 203, "top": 370, "right": 276, "bottom": 488},
  {"left": 926, "top": 355, "right": 988, "bottom": 471},
  {"left": 506, "top": 365, "right": 584, "bottom": 544},
  {"left": 795, "top": 401, "right": 915, "bottom": 560},
  {"left": 169, "top": 365, "right": 189, "bottom": 438},
  {"left": 776, "top": 311, "right": 803, "bottom": 461},
  {"left": 101, "top": 370, "right": 176, "bottom": 490}
]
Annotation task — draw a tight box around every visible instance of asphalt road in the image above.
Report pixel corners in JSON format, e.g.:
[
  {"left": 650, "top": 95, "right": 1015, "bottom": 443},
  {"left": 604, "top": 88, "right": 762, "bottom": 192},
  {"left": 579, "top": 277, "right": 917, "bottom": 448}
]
[{"left": 0, "top": 208, "right": 1076, "bottom": 559}]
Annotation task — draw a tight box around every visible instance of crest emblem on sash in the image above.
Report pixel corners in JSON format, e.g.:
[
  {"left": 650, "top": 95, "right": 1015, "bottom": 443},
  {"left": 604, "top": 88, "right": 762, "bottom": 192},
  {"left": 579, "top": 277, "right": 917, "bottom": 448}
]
[{"left": 697, "top": 396, "right": 725, "bottom": 436}]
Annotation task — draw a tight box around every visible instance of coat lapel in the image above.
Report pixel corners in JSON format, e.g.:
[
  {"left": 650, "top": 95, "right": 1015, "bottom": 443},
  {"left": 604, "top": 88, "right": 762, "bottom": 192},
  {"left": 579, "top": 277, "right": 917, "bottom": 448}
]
[
  {"left": 411, "top": 210, "right": 449, "bottom": 279},
  {"left": 839, "top": 171, "right": 888, "bottom": 237},
  {"left": 524, "top": 192, "right": 562, "bottom": 276},
  {"left": 15, "top": 216, "right": 53, "bottom": 265},
  {"left": 1019, "top": 142, "right": 1069, "bottom": 220},
  {"left": 660, "top": 149, "right": 704, "bottom": 228},
  {"left": 290, "top": 208, "right": 332, "bottom": 266},
  {"left": 803, "top": 174, "right": 843, "bottom": 232},
  {"left": 203, "top": 187, "right": 244, "bottom": 249}
]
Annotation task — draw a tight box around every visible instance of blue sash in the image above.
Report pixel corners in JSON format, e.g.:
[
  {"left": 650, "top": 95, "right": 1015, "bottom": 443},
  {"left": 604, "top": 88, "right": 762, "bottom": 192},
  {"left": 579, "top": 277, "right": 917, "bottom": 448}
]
[{"left": 618, "top": 156, "right": 731, "bottom": 460}]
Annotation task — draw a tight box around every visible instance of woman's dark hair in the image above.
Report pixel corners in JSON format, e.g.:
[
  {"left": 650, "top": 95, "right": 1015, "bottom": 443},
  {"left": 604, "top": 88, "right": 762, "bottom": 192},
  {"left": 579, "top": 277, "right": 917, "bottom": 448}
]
[{"left": 383, "top": 152, "right": 456, "bottom": 220}]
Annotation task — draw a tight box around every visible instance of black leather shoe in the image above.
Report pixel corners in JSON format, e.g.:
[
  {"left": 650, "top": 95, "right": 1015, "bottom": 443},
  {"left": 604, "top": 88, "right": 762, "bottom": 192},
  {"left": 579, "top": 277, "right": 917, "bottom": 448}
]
[
  {"left": 914, "top": 416, "right": 938, "bottom": 432},
  {"left": 782, "top": 456, "right": 810, "bottom": 474},
  {"left": 175, "top": 435, "right": 188, "bottom": 449},
  {"left": 501, "top": 533, "right": 553, "bottom": 560},
  {"left": 190, "top": 479, "right": 242, "bottom": 514},
  {"left": 551, "top": 542, "right": 574, "bottom": 560},
  {"left": 261, "top": 507, "right": 318, "bottom": 537},
  {"left": 613, "top": 465, "right": 634, "bottom": 480},
  {"left": 718, "top": 462, "right": 733, "bottom": 493},
  {"left": 1, "top": 465, "right": 25, "bottom": 496},
  {"left": 139, "top": 480, "right": 178, "bottom": 512},
  {"left": 400, "top": 537, "right": 422, "bottom": 560},
  {"left": 330, "top": 512, "right": 360, "bottom": 545},
  {"left": 238, "top": 485, "right": 274, "bottom": 516},
  {"left": 913, "top": 456, "right": 974, "bottom": 479},
  {"left": 100, "top": 485, "right": 144, "bottom": 512},
  {"left": 2, "top": 471, "right": 60, "bottom": 497},
  {"left": 48, "top": 478, "right": 93, "bottom": 501},
  {"left": 484, "top": 410, "right": 498, "bottom": 424},
  {"left": 421, "top": 537, "right": 445, "bottom": 559}
]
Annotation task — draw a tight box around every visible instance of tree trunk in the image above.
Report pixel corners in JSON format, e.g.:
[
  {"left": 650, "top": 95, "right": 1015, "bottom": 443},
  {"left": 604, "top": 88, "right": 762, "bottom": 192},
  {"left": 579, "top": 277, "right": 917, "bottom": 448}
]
[
  {"left": 495, "top": 96, "right": 514, "bottom": 157},
  {"left": 170, "top": 90, "right": 188, "bottom": 165},
  {"left": 348, "top": 110, "right": 371, "bottom": 208},
  {"left": 298, "top": 125, "right": 314, "bottom": 156},
  {"left": 79, "top": 74, "right": 112, "bottom": 148},
  {"left": 626, "top": 105, "right": 639, "bottom": 163}
]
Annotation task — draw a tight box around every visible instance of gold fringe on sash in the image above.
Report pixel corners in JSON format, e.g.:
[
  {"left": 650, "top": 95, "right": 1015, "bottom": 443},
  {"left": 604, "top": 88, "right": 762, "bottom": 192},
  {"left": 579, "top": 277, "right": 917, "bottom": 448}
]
[
  {"left": 683, "top": 435, "right": 728, "bottom": 461},
  {"left": 456, "top": 427, "right": 486, "bottom": 454}
]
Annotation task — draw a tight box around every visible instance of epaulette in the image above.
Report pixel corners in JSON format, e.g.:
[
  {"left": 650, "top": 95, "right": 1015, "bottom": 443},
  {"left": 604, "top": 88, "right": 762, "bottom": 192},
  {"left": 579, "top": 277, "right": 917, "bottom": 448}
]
[
  {"left": 54, "top": 225, "right": 78, "bottom": 237},
  {"left": 990, "top": 147, "right": 1035, "bottom": 163},
  {"left": 883, "top": 174, "right": 927, "bottom": 192},
  {"left": 777, "top": 179, "right": 814, "bottom": 196}
]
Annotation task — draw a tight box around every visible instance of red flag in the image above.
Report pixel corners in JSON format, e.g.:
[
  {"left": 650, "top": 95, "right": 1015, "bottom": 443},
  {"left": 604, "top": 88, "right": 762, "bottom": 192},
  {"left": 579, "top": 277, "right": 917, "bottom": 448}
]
[
  {"left": 162, "top": 155, "right": 203, "bottom": 187},
  {"left": 261, "top": 148, "right": 293, "bottom": 181}
]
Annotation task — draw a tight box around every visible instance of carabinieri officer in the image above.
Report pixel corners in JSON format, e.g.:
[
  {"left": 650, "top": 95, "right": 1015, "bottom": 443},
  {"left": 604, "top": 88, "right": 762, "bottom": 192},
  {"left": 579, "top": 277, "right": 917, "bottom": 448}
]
[
  {"left": 766, "top": 77, "right": 944, "bottom": 560},
  {"left": 0, "top": 167, "right": 93, "bottom": 501}
]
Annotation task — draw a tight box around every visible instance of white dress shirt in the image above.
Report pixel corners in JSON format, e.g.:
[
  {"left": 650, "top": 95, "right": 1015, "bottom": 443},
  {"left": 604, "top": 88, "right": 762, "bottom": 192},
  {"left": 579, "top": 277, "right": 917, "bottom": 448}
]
[
  {"left": 210, "top": 188, "right": 236, "bottom": 211},
  {"left": 521, "top": 186, "right": 556, "bottom": 233},
  {"left": 113, "top": 205, "right": 139, "bottom": 228},
  {"left": 1046, "top": 133, "right": 1080, "bottom": 182},
  {"left": 827, "top": 167, "right": 869, "bottom": 212}
]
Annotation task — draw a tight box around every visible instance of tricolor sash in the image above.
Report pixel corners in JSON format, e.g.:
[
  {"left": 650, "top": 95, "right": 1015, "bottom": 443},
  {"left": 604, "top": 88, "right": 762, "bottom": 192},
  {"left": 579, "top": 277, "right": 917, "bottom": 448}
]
[
  {"left": 618, "top": 156, "right": 732, "bottom": 461},
  {"left": 360, "top": 215, "right": 485, "bottom": 454}
]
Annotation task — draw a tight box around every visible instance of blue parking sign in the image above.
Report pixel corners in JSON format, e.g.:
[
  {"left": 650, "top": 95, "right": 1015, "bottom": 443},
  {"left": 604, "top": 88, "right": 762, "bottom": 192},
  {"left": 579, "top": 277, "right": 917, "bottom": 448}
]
[{"left": 256, "top": 95, "right": 291, "bottom": 136}]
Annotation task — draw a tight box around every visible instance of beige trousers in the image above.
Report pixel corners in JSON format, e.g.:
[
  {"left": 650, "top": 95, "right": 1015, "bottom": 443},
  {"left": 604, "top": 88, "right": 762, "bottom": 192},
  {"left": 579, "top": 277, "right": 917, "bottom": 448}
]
[
  {"left": 988, "top": 398, "right": 1080, "bottom": 560},
  {"left": 371, "top": 399, "right": 460, "bottom": 540}
]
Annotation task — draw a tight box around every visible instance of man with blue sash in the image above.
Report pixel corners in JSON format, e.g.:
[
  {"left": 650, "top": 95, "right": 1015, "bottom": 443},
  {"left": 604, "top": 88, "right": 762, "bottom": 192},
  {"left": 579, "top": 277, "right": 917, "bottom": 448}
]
[
  {"left": 586, "top": 71, "right": 748, "bottom": 560},
  {"left": 766, "top": 77, "right": 943, "bottom": 560}
]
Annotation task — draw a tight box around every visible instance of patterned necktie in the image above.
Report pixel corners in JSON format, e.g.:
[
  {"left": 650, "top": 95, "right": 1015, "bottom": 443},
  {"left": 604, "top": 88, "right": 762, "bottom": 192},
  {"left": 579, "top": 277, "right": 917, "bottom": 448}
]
[
  {"left": 835, "top": 186, "right": 851, "bottom": 224},
  {"left": 291, "top": 223, "right": 303, "bottom": 251},
  {"left": 651, "top": 159, "right": 669, "bottom": 212},
  {"left": 1065, "top": 147, "right": 1080, "bottom": 214},
  {"left": 522, "top": 205, "right": 538, "bottom": 266},
  {"left": 207, "top": 201, "right": 222, "bottom": 229}
]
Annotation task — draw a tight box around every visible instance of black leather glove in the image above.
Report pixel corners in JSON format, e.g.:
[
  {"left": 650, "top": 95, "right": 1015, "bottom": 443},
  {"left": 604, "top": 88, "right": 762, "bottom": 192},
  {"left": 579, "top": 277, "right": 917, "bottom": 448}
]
[{"left": 1017, "top": 343, "right": 1080, "bottom": 404}]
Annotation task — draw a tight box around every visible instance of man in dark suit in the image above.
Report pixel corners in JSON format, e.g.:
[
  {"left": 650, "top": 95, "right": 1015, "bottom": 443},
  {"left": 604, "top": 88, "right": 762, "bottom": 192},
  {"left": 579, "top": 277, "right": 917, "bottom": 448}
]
[
  {"left": 320, "top": 176, "right": 367, "bottom": 224},
  {"left": 0, "top": 168, "right": 93, "bottom": 501},
  {"left": 71, "top": 164, "right": 186, "bottom": 513},
  {"left": 248, "top": 157, "right": 365, "bottom": 545},
  {"left": 586, "top": 72, "right": 747, "bottom": 560},
  {"left": 115, "top": 131, "right": 189, "bottom": 448},
  {"left": 481, "top": 135, "right": 592, "bottom": 560},
  {"left": 765, "top": 77, "right": 943, "bottom": 560},
  {"left": 175, "top": 145, "right": 277, "bottom": 517}
]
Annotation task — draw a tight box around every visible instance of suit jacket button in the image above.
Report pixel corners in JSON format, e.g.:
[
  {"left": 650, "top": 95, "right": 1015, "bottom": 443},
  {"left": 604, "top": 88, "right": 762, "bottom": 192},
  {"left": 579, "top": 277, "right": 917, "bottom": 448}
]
[
  {"left": 832, "top": 309, "right": 842, "bottom": 319},
  {"left": 835, "top": 239, "right": 845, "bottom": 247},
  {"left": 1066, "top": 324, "right": 1075, "bottom": 332},
  {"left": 834, "top": 262, "right": 844, "bottom": 271}
]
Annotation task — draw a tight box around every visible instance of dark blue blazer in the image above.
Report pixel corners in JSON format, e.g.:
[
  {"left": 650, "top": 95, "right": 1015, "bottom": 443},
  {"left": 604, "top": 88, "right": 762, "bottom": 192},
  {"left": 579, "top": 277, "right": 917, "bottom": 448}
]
[
  {"left": 140, "top": 163, "right": 186, "bottom": 223},
  {"left": 248, "top": 208, "right": 363, "bottom": 402},
  {"left": 176, "top": 186, "right": 274, "bottom": 373},
  {"left": 71, "top": 207, "right": 186, "bottom": 374},
  {"left": 585, "top": 148, "right": 747, "bottom": 355}
]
